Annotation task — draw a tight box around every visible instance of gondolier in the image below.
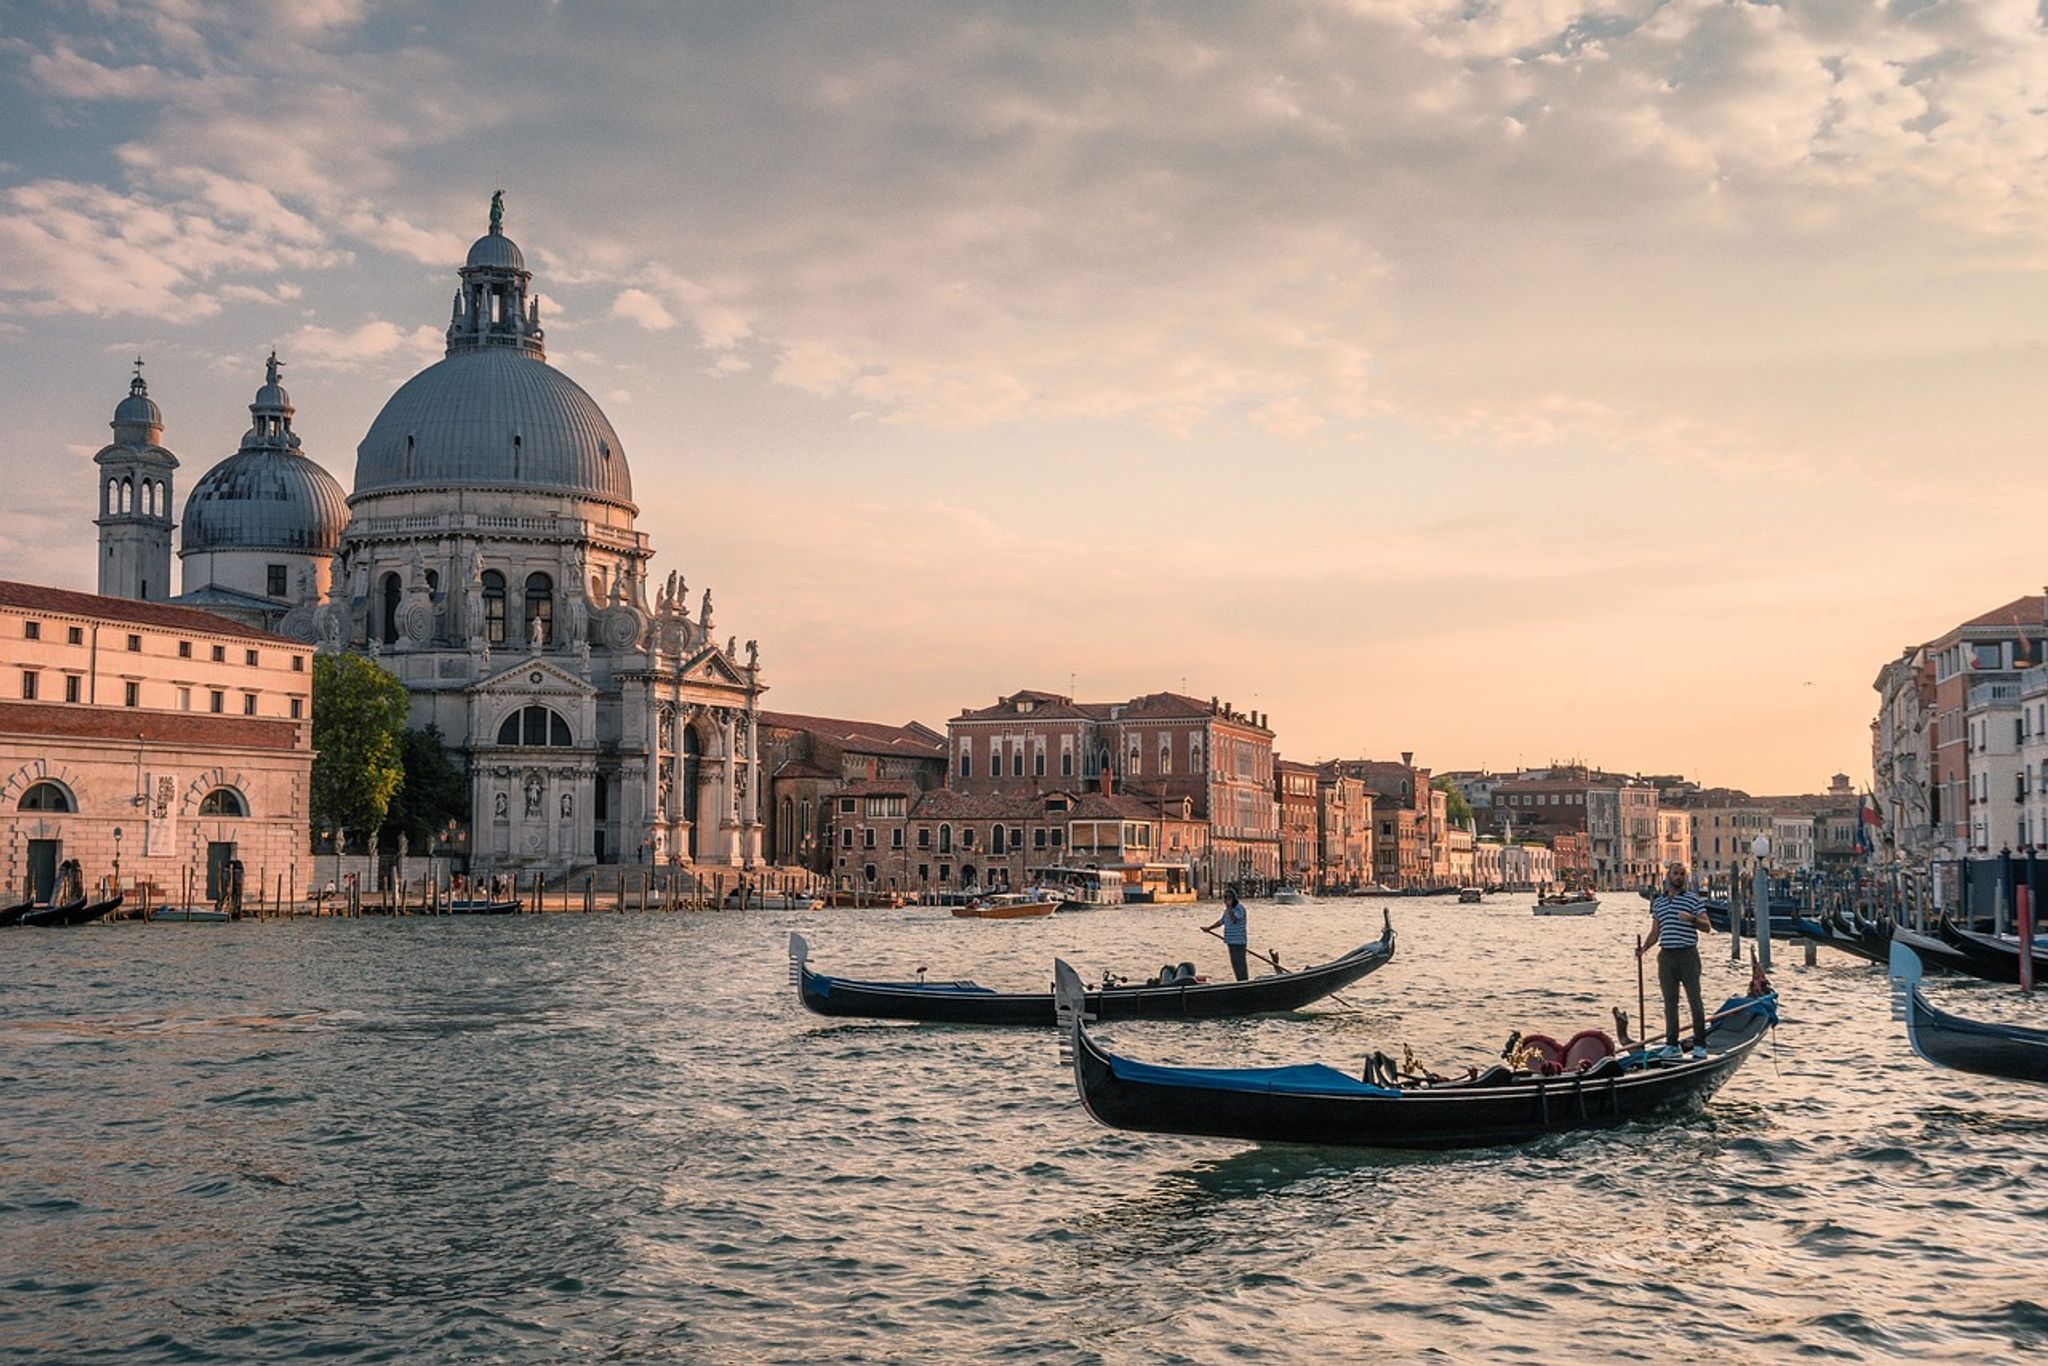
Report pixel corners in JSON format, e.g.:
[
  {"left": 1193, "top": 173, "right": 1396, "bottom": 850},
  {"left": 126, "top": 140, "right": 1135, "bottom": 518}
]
[
  {"left": 1207, "top": 889, "right": 1250, "bottom": 981},
  {"left": 1639, "top": 864, "right": 1713, "bottom": 1059}
]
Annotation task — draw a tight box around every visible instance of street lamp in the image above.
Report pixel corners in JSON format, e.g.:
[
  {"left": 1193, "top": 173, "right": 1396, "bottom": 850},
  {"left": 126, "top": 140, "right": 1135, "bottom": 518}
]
[{"left": 112, "top": 826, "right": 122, "bottom": 890}]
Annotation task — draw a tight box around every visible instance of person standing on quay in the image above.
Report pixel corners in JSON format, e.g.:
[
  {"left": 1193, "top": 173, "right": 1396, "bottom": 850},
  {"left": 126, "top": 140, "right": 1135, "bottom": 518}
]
[
  {"left": 1639, "top": 863, "right": 1714, "bottom": 1059},
  {"left": 1207, "top": 889, "right": 1250, "bottom": 981}
]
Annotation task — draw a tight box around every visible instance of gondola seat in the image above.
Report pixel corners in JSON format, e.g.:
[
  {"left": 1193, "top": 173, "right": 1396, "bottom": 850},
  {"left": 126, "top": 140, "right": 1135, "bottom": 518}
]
[{"left": 1561, "top": 1030, "right": 1616, "bottom": 1071}]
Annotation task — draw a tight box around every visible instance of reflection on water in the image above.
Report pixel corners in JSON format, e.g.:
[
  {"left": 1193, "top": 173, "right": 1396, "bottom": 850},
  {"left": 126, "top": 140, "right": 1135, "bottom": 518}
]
[{"left": 0, "top": 898, "right": 2044, "bottom": 1361}]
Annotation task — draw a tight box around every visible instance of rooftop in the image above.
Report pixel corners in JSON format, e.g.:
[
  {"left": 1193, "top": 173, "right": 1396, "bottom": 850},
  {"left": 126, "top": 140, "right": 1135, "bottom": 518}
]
[
  {"left": 757, "top": 710, "right": 946, "bottom": 757},
  {"left": 0, "top": 580, "right": 299, "bottom": 644},
  {"left": 0, "top": 701, "right": 304, "bottom": 750}
]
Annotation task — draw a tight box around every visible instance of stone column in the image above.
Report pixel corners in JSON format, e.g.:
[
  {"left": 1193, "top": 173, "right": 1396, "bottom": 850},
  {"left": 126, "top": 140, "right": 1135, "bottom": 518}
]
[{"left": 742, "top": 704, "right": 763, "bottom": 866}]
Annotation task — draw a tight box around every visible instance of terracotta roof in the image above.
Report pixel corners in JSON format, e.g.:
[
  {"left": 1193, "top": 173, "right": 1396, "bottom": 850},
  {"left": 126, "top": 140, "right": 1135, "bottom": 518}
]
[
  {"left": 952, "top": 690, "right": 1101, "bottom": 723},
  {"left": 757, "top": 710, "right": 945, "bottom": 757},
  {"left": 1067, "top": 791, "right": 1195, "bottom": 822},
  {"left": 0, "top": 701, "right": 305, "bottom": 750},
  {"left": 833, "top": 778, "right": 918, "bottom": 798},
  {"left": 1956, "top": 595, "right": 2046, "bottom": 634},
  {"left": 909, "top": 788, "right": 1074, "bottom": 821},
  {"left": 0, "top": 580, "right": 297, "bottom": 645},
  {"left": 770, "top": 760, "right": 838, "bottom": 781}
]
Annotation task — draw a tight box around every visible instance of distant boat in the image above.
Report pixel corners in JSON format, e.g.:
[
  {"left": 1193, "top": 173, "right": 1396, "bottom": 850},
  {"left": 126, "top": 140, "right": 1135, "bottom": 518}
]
[
  {"left": 1030, "top": 866, "right": 1124, "bottom": 912},
  {"left": 149, "top": 906, "right": 232, "bottom": 923},
  {"left": 1533, "top": 891, "right": 1598, "bottom": 916},
  {"left": 445, "top": 898, "right": 523, "bottom": 915},
  {"left": 20, "top": 892, "right": 124, "bottom": 927},
  {"left": 1457, "top": 887, "right": 1485, "bottom": 904},
  {"left": 1272, "top": 887, "right": 1312, "bottom": 907},
  {"left": 952, "top": 893, "right": 1057, "bottom": 920}
]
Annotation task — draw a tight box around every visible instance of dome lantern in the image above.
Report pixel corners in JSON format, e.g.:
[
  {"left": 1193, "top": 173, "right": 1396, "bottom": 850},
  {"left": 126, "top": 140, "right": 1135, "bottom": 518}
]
[{"left": 449, "top": 190, "right": 544, "bottom": 360}]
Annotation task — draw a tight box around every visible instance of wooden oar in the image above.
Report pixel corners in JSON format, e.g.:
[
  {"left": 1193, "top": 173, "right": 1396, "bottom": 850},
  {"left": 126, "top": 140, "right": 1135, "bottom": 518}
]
[
  {"left": 1201, "top": 926, "right": 1365, "bottom": 1011},
  {"left": 1635, "top": 934, "right": 1648, "bottom": 1049}
]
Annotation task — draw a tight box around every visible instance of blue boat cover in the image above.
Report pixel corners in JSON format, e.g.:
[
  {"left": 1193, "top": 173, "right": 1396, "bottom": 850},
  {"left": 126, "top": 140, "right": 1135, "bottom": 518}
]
[{"left": 1107, "top": 1055, "right": 1401, "bottom": 1098}]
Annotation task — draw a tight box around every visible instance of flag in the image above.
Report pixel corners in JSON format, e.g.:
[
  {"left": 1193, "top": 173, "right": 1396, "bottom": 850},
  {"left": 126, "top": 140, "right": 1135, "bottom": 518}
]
[{"left": 1856, "top": 792, "right": 1882, "bottom": 856}]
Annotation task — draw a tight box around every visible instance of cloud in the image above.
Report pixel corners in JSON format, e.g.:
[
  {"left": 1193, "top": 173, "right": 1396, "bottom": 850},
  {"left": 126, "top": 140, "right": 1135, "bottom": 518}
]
[
  {"left": 610, "top": 288, "right": 676, "bottom": 330},
  {"left": 282, "top": 319, "right": 442, "bottom": 371}
]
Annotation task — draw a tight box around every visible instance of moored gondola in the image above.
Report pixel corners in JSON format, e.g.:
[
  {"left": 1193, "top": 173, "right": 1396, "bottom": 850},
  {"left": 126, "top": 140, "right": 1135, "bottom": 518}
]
[
  {"left": 0, "top": 896, "right": 34, "bottom": 927},
  {"left": 789, "top": 911, "right": 1395, "bottom": 1026},
  {"left": 1889, "top": 942, "right": 2048, "bottom": 1086},
  {"left": 1052, "top": 959, "right": 1776, "bottom": 1150},
  {"left": 1889, "top": 924, "right": 1975, "bottom": 975},
  {"left": 446, "top": 898, "right": 523, "bottom": 915},
  {"left": 1792, "top": 912, "right": 1889, "bottom": 965},
  {"left": 19, "top": 892, "right": 124, "bottom": 928},
  {"left": 1931, "top": 918, "right": 2048, "bottom": 986}
]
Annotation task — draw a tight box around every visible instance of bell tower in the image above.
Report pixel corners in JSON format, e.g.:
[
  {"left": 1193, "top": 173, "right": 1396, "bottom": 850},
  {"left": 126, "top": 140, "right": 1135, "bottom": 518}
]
[{"left": 94, "top": 359, "right": 179, "bottom": 601}]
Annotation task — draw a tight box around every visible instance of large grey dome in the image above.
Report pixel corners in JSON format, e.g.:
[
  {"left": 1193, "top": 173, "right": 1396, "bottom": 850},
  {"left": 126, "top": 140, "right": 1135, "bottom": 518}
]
[
  {"left": 352, "top": 349, "right": 634, "bottom": 506},
  {"left": 466, "top": 230, "right": 526, "bottom": 271},
  {"left": 183, "top": 450, "right": 348, "bottom": 553}
]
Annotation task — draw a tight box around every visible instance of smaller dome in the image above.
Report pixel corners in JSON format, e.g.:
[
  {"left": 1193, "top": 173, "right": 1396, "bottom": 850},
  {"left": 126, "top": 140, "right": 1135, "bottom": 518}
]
[
  {"left": 466, "top": 230, "right": 526, "bottom": 272},
  {"left": 114, "top": 375, "right": 161, "bottom": 430},
  {"left": 182, "top": 451, "right": 348, "bottom": 555}
]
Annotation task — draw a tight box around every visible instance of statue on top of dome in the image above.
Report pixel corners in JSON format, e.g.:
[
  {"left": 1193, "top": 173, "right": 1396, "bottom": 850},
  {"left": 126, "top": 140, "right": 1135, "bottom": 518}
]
[{"left": 490, "top": 190, "right": 504, "bottom": 234}]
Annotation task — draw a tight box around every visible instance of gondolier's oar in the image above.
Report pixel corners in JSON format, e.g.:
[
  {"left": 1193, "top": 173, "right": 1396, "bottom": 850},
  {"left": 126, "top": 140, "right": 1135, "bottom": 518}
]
[
  {"left": 1635, "top": 934, "right": 1648, "bottom": 1049},
  {"left": 1201, "top": 926, "right": 1365, "bottom": 1012}
]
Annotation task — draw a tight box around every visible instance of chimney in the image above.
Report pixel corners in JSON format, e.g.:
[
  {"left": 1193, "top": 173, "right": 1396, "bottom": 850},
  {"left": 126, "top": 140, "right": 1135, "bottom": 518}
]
[
  {"left": 1101, "top": 770, "right": 1116, "bottom": 796},
  {"left": 1401, "top": 751, "right": 1413, "bottom": 768}
]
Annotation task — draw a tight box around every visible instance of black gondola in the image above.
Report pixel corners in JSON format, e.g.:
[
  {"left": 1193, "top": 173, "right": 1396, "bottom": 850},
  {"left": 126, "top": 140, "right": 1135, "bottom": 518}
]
[
  {"left": 445, "top": 899, "right": 523, "bottom": 915},
  {"left": 1930, "top": 918, "right": 2048, "bottom": 986},
  {"left": 789, "top": 912, "right": 1395, "bottom": 1026},
  {"left": 1052, "top": 959, "right": 1777, "bottom": 1150},
  {"left": 1889, "top": 942, "right": 2048, "bottom": 1086},
  {"left": 1792, "top": 912, "right": 1889, "bottom": 965},
  {"left": 19, "top": 893, "right": 124, "bottom": 928},
  {"left": 0, "top": 897, "right": 34, "bottom": 928}
]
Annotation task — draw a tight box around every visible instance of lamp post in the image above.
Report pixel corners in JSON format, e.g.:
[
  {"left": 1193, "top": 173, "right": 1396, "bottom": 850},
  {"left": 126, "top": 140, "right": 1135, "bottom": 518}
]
[
  {"left": 1751, "top": 833, "right": 1773, "bottom": 969},
  {"left": 112, "top": 826, "right": 122, "bottom": 894}
]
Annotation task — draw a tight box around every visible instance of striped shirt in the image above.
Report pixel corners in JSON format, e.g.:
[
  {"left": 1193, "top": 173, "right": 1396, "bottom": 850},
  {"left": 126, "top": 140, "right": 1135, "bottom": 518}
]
[
  {"left": 1652, "top": 892, "right": 1706, "bottom": 950},
  {"left": 1221, "top": 903, "right": 1248, "bottom": 945}
]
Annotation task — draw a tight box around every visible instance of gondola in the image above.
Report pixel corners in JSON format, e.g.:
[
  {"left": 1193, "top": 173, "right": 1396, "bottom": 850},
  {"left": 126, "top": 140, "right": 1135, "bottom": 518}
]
[
  {"left": 19, "top": 892, "right": 124, "bottom": 928},
  {"left": 1889, "top": 924, "right": 1975, "bottom": 975},
  {"left": 148, "top": 906, "right": 232, "bottom": 923},
  {"left": 789, "top": 911, "right": 1396, "bottom": 1026},
  {"left": 0, "top": 896, "right": 34, "bottom": 928},
  {"left": 1889, "top": 943, "right": 2048, "bottom": 1086},
  {"left": 1053, "top": 959, "right": 1777, "bottom": 1150},
  {"left": 1791, "top": 912, "right": 1889, "bottom": 965},
  {"left": 1931, "top": 918, "right": 2048, "bottom": 987},
  {"left": 446, "top": 898, "right": 523, "bottom": 915}
]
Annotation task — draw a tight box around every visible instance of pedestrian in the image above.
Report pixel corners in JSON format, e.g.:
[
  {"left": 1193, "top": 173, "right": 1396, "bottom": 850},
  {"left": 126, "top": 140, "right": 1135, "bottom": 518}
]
[
  {"left": 1638, "top": 863, "right": 1714, "bottom": 1059},
  {"left": 1206, "top": 887, "right": 1251, "bottom": 982}
]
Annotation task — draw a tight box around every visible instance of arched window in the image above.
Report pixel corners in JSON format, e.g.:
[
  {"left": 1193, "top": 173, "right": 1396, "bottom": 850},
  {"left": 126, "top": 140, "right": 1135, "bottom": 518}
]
[
  {"left": 380, "top": 572, "right": 402, "bottom": 645},
  {"left": 106, "top": 478, "right": 117, "bottom": 516},
  {"left": 18, "top": 781, "right": 73, "bottom": 812},
  {"left": 938, "top": 823, "right": 952, "bottom": 853},
  {"left": 1160, "top": 741, "right": 1172, "bottom": 775},
  {"left": 481, "top": 571, "right": 506, "bottom": 645},
  {"left": 120, "top": 476, "right": 133, "bottom": 513},
  {"left": 991, "top": 822, "right": 1006, "bottom": 852},
  {"left": 496, "top": 705, "right": 573, "bottom": 747},
  {"left": 524, "top": 572, "right": 553, "bottom": 646},
  {"left": 1129, "top": 745, "right": 1142, "bottom": 777},
  {"left": 198, "top": 787, "right": 247, "bottom": 817}
]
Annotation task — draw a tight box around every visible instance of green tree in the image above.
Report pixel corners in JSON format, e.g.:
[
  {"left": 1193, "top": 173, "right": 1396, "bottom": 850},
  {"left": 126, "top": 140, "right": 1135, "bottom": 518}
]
[
  {"left": 1434, "top": 776, "right": 1473, "bottom": 829},
  {"left": 386, "top": 725, "right": 468, "bottom": 849},
  {"left": 311, "top": 653, "right": 408, "bottom": 849}
]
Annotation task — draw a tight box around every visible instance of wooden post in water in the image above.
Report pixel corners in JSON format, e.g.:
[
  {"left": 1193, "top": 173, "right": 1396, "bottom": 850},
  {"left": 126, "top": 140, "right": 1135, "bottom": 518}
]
[
  {"left": 638, "top": 873, "right": 647, "bottom": 915},
  {"left": 1753, "top": 845, "right": 1772, "bottom": 971},
  {"left": 1728, "top": 868, "right": 1743, "bottom": 963}
]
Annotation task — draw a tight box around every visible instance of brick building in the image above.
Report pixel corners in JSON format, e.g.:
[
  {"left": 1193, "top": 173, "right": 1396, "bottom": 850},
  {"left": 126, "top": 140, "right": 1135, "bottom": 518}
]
[
  {"left": 0, "top": 582, "right": 312, "bottom": 903},
  {"left": 759, "top": 711, "right": 946, "bottom": 874},
  {"left": 1275, "top": 759, "right": 1320, "bottom": 889}
]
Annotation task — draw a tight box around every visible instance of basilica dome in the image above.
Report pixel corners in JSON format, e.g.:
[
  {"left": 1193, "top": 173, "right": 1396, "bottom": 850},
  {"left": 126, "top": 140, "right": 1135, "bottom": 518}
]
[
  {"left": 351, "top": 204, "right": 634, "bottom": 510},
  {"left": 182, "top": 355, "right": 347, "bottom": 555}
]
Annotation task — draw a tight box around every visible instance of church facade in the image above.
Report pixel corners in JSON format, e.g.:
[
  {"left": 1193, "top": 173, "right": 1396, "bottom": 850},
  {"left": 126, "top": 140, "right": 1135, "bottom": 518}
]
[{"left": 94, "top": 198, "right": 767, "bottom": 874}]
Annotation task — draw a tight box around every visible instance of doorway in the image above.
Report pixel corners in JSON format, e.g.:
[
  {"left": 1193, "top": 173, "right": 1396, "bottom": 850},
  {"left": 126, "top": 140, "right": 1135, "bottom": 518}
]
[
  {"left": 206, "top": 841, "right": 238, "bottom": 901},
  {"left": 27, "top": 839, "right": 59, "bottom": 902}
]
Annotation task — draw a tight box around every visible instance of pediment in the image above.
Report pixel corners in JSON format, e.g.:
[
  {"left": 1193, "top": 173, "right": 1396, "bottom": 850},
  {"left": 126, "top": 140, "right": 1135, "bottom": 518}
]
[
  {"left": 470, "top": 657, "right": 596, "bottom": 699},
  {"left": 681, "top": 648, "right": 749, "bottom": 688}
]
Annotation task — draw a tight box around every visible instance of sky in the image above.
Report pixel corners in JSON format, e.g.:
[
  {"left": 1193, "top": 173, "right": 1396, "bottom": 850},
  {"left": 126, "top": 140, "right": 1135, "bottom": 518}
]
[{"left": 5, "top": 0, "right": 2048, "bottom": 793}]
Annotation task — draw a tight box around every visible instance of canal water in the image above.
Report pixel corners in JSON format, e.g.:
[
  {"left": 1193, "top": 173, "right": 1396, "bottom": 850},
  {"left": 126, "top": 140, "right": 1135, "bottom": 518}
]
[{"left": 2, "top": 896, "right": 2043, "bottom": 1362}]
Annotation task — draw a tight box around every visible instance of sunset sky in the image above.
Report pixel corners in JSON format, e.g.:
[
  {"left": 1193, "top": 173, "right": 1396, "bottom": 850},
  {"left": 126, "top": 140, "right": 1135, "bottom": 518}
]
[{"left": 6, "top": 1, "right": 2048, "bottom": 792}]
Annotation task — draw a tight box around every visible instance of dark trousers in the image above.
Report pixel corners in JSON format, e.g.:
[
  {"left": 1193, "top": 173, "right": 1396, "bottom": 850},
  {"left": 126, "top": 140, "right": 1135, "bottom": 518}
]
[
  {"left": 1228, "top": 943, "right": 1248, "bottom": 981},
  {"left": 1658, "top": 946, "right": 1706, "bottom": 1049}
]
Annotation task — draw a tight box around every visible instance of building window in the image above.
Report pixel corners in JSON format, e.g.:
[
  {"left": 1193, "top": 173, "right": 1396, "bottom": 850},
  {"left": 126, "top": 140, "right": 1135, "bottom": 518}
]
[
  {"left": 198, "top": 787, "right": 248, "bottom": 817},
  {"left": 210, "top": 644, "right": 224, "bottom": 663},
  {"left": 839, "top": 798, "right": 856, "bottom": 815},
  {"left": 20, "top": 671, "right": 35, "bottom": 700},
  {"left": 992, "top": 823, "right": 1006, "bottom": 851},
  {"left": 67, "top": 626, "right": 81, "bottom": 645},
  {"left": 962, "top": 827, "right": 975, "bottom": 849},
  {"left": 1049, "top": 829, "right": 1062, "bottom": 848},
  {"left": 495, "top": 705, "right": 573, "bottom": 747},
  {"left": 524, "top": 572, "right": 554, "bottom": 646},
  {"left": 482, "top": 571, "right": 507, "bottom": 645},
  {"left": 960, "top": 751, "right": 972, "bottom": 779},
  {"left": 1034, "top": 828, "right": 1047, "bottom": 849},
  {"left": 917, "top": 828, "right": 930, "bottom": 849},
  {"left": 1061, "top": 751, "right": 1073, "bottom": 777},
  {"left": 126, "top": 634, "right": 141, "bottom": 652},
  {"left": 243, "top": 694, "right": 258, "bottom": 716},
  {"left": 291, "top": 655, "right": 304, "bottom": 672},
  {"left": 939, "top": 824, "right": 952, "bottom": 853},
  {"left": 863, "top": 863, "right": 877, "bottom": 884},
  {"left": 245, "top": 649, "right": 259, "bottom": 667},
  {"left": 178, "top": 640, "right": 191, "bottom": 658},
  {"left": 22, "top": 621, "right": 38, "bottom": 640},
  {"left": 123, "top": 681, "right": 139, "bottom": 707},
  {"left": 1034, "top": 750, "right": 1045, "bottom": 777},
  {"left": 841, "top": 828, "right": 853, "bottom": 849},
  {"left": 18, "top": 781, "right": 72, "bottom": 812},
  {"left": 289, "top": 698, "right": 302, "bottom": 719},
  {"left": 1012, "top": 748, "right": 1024, "bottom": 778},
  {"left": 176, "top": 686, "right": 190, "bottom": 710},
  {"left": 862, "top": 828, "right": 876, "bottom": 849},
  {"left": 267, "top": 564, "right": 288, "bottom": 597},
  {"left": 64, "top": 676, "right": 80, "bottom": 704},
  {"left": 892, "top": 829, "right": 903, "bottom": 849},
  {"left": 210, "top": 690, "right": 225, "bottom": 713}
]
